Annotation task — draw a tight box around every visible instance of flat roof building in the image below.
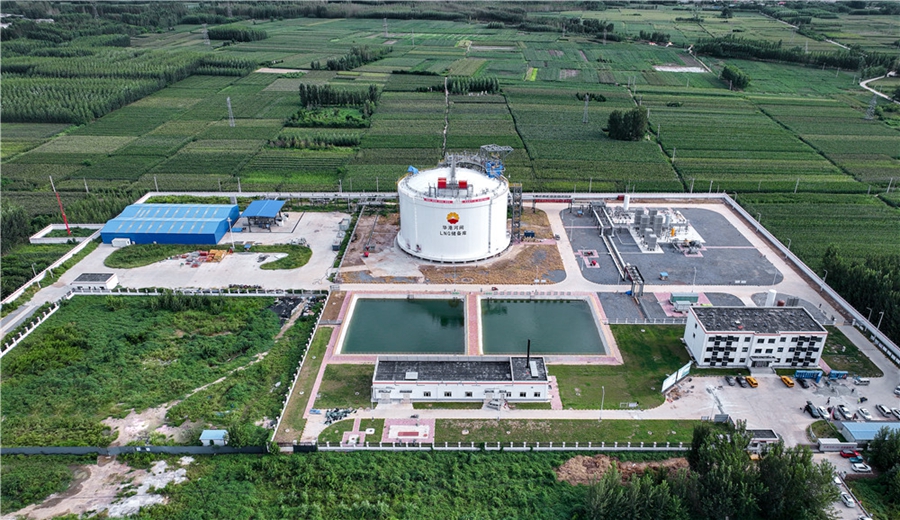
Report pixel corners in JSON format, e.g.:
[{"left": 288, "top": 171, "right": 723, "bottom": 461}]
[
  {"left": 372, "top": 356, "right": 549, "bottom": 403},
  {"left": 684, "top": 307, "right": 827, "bottom": 369}
]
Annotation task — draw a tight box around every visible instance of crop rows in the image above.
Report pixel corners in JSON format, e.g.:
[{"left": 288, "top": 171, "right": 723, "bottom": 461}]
[
  {"left": 70, "top": 107, "right": 187, "bottom": 136},
  {"left": 149, "top": 151, "right": 250, "bottom": 176},
  {"left": 240, "top": 149, "right": 354, "bottom": 174}
]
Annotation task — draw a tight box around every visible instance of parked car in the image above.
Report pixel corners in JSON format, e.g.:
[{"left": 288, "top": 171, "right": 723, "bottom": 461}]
[
  {"left": 840, "top": 449, "right": 861, "bottom": 458},
  {"left": 894, "top": 385, "right": 900, "bottom": 396},
  {"left": 798, "top": 378, "right": 810, "bottom": 389},
  {"left": 746, "top": 376, "right": 759, "bottom": 388},
  {"left": 858, "top": 408, "right": 873, "bottom": 421},
  {"left": 807, "top": 402, "right": 821, "bottom": 419},
  {"left": 840, "top": 492, "right": 856, "bottom": 507},
  {"left": 892, "top": 407, "right": 900, "bottom": 420},
  {"left": 876, "top": 404, "right": 891, "bottom": 417},
  {"left": 780, "top": 375, "right": 795, "bottom": 388},
  {"left": 817, "top": 406, "right": 830, "bottom": 419},
  {"left": 838, "top": 404, "right": 852, "bottom": 420},
  {"left": 725, "top": 375, "right": 736, "bottom": 386},
  {"left": 851, "top": 463, "right": 872, "bottom": 473},
  {"left": 849, "top": 456, "right": 865, "bottom": 464},
  {"left": 737, "top": 376, "right": 748, "bottom": 388}
]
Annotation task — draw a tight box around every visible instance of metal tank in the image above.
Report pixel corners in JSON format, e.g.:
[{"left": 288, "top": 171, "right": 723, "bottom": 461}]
[{"left": 397, "top": 157, "right": 510, "bottom": 262}]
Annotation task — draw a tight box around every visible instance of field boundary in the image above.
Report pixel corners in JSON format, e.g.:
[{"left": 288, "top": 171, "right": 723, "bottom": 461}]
[{"left": 317, "top": 440, "right": 688, "bottom": 452}]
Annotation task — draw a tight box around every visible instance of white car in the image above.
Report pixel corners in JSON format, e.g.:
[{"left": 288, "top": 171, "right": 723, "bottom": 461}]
[
  {"left": 894, "top": 385, "right": 900, "bottom": 396},
  {"left": 840, "top": 492, "right": 855, "bottom": 507},
  {"left": 876, "top": 404, "right": 891, "bottom": 417},
  {"left": 851, "top": 463, "right": 872, "bottom": 473},
  {"left": 858, "top": 408, "right": 873, "bottom": 421},
  {"left": 892, "top": 407, "right": 900, "bottom": 421}
]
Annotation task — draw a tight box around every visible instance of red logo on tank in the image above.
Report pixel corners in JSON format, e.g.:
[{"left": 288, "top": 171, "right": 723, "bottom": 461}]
[{"left": 447, "top": 212, "right": 460, "bottom": 224}]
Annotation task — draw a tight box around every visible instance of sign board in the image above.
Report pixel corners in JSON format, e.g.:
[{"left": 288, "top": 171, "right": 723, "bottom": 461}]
[{"left": 661, "top": 361, "right": 693, "bottom": 394}]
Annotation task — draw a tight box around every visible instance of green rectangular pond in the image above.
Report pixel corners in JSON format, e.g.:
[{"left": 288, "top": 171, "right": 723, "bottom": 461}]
[
  {"left": 340, "top": 298, "right": 465, "bottom": 354},
  {"left": 481, "top": 299, "right": 605, "bottom": 355}
]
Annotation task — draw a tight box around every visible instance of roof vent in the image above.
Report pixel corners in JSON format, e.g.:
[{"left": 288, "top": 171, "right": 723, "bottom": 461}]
[{"left": 405, "top": 371, "right": 418, "bottom": 380}]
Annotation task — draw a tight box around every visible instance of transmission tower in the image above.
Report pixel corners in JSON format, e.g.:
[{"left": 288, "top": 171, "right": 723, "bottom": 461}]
[
  {"left": 583, "top": 94, "right": 589, "bottom": 124},
  {"left": 864, "top": 94, "right": 877, "bottom": 120},
  {"left": 202, "top": 23, "right": 210, "bottom": 45},
  {"left": 510, "top": 183, "right": 523, "bottom": 241},
  {"left": 227, "top": 97, "right": 235, "bottom": 127},
  {"left": 383, "top": 18, "right": 388, "bottom": 38},
  {"left": 92, "top": 3, "right": 98, "bottom": 19},
  {"left": 226, "top": 3, "right": 232, "bottom": 17}
]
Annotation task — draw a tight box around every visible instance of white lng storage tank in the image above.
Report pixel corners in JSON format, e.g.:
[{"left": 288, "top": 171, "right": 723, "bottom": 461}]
[{"left": 398, "top": 152, "right": 511, "bottom": 262}]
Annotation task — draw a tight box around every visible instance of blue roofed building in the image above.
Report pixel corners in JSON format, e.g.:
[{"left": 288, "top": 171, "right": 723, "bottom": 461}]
[
  {"left": 839, "top": 421, "right": 900, "bottom": 445},
  {"left": 241, "top": 199, "right": 285, "bottom": 231},
  {"left": 101, "top": 204, "right": 240, "bottom": 245}
]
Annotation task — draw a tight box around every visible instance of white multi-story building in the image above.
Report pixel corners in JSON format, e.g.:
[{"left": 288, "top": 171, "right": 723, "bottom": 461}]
[
  {"left": 684, "top": 307, "right": 827, "bottom": 369},
  {"left": 371, "top": 356, "right": 550, "bottom": 403}
]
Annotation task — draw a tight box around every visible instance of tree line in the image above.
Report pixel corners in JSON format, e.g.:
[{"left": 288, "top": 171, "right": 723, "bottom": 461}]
[
  {"left": 721, "top": 64, "right": 750, "bottom": 90},
  {"left": 448, "top": 76, "right": 500, "bottom": 95},
  {"left": 695, "top": 36, "right": 898, "bottom": 75},
  {"left": 310, "top": 45, "right": 391, "bottom": 72},
  {"left": 298, "top": 84, "right": 380, "bottom": 108},
  {"left": 206, "top": 25, "right": 268, "bottom": 42},
  {"left": 268, "top": 133, "right": 361, "bottom": 150},
  {"left": 822, "top": 246, "right": 899, "bottom": 344},
  {"left": 606, "top": 107, "right": 648, "bottom": 141}
]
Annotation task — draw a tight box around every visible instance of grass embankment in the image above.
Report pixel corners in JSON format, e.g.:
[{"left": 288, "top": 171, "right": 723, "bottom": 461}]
[
  {"left": 847, "top": 476, "right": 900, "bottom": 520},
  {"left": 318, "top": 418, "right": 384, "bottom": 444},
  {"left": 434, "top": 419, "right": 700, "bottom": 444},
  {"left": 274, "top": 327, "right": 333, "bottom": 443},
  {"left": 104, "top": 243, "right": 312, "bottom": 270},
  {"left": 313, "top": 364, "right": 375, "bottom": 410},
  {"left": 822, "top": 326, "right": 884, "bottom": 377},
  {"left": 809, "top": 419, "right": 844, "bottom": 442},
  {"left": 553, "top": 326, "right": 691, "bottom": 410}
]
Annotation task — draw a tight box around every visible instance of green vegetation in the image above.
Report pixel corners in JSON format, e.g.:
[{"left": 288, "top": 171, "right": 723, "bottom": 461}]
[
  {"left": 0, "top": 295, "right": 280, "bottom": 446},
  {"left": 275, "top": 327, "right": 333, "bottom": 444},
  {"left": 0, "top": 454, "right": 97, "bottom": 514},
  {"left": 607, "top": 107, "right": 649, "bottom": 141},
  {"left": 435, "top": 419, "right": 699, "bottom": 444},
  {"left": 167, "top": 297, "right": 323, "bottom": 446},
  {"left": 822, "top": 252, "right": 899, "bottom": 347},
  {"left": 554, "top": 326, "right": 690, "bottom": 409},
  {"left": 809, "top": 419, "right": 843, "bottom": 442},
  {"left": 580, "top": 422, "right": 838, "bottom": 520},
  {"left": 108, "top": 451, "right": 587, "bottom": 519},
  {"left": 1, "top": 243, "right": 77, "bottom": 299},
  {"left": 821, "top": 326, "right": 885, "bottom": 376},
  {"left": 207, "top": 25, "right": 267, "bottom": 42},
  {"left": 847, "top": 426, "right": 900, "bottom": 518},
  {"left": 720, "top": 64, "right": 750, "bottom": 90},
  {"left": 313, "top": 364, "right": 375, "bottom": 410},
  {"left": 44, "top": 227, "right": 97, "bottom": 238},
  {"left": 252, "top": 245, "right": 313, "bottom": 270}
]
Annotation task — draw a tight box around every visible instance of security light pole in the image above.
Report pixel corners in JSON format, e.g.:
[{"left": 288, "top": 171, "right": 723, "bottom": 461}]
[
  {"left": 599, "top": 386, "right": 605, "bottom": 422},
  {"left": 876, "top": 311, "right": 884, "bottom": 330},
  {"left": 866, "top": 307, "right": 873, "bottom": 323}
]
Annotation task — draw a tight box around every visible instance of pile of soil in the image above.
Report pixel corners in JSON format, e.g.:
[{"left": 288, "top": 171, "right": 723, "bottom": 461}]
[{"left": 555, "top": 454, "right": 689, "bottom": 485}]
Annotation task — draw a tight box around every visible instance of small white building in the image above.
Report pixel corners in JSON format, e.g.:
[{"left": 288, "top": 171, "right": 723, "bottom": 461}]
[
  {"left": 684, "top": 306, "right": 827, "bottom": 369},
  {"left": 199, "top": 430, "right": 228, "bottom": 446},
  {"left": 71, "top": 273, "right": 118, "bottom": 290},
  {"left": 372, "top": 355, "right": 550, "bottom": 403}
]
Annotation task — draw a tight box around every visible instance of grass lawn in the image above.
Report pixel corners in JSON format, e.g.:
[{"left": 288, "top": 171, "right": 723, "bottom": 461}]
[
  {"left": 809, "top": 419, "right": 844, "bottom": 442},
  {"left": 318, "top": 418, "right": 384, "bottom": 444},
  {"left": 413, "top": 402, "right": 484, "bottom": 410},
  {"left": 254, "top": 245, "right": 312, "bottom": 270},
  {"left": 553, "top": 326, "right": 690, "bottom": 409},
  {"left": 44, "top": 227, "right": 97, "bottom": 238},
  {"left": 273, "top": 327, "right": 332, "bottom": 444},
  {"left": 822, "top": 327, "right": 884, "bottom": 378},
  {"left": 510, "top": 402, "right": 553, "bottom": 410},
  {"left": 434, "top": 419, "right": 700, "bottom": 444},
  {"left": 314, "top": 364, "right": 375, "bottom": 410},
  {"left": 694, "top": 368, "right": 750, "bottom": 377}
]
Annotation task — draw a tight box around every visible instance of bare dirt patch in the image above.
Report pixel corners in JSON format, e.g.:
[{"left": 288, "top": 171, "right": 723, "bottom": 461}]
[
  {"left": 549, "top": 50, "right": 564, "bottom": 57},
  {"left": 103, "top": 407, "right": 169, "bottom": 446},
  {"left": 321, "top": 291, "right": 347, "bottom": 321},
  {"left": 555, "top": 454, "right": 689, "bottom": 485},
  {"left": 559, "top": 69, "right": 580, "bottom": 79},
  {"left": 3, "top": 457, "right": 190, "bottom": 519},
  {"left": 343, "top": 212, "right": 400, "bottom": 267},
  {"left": 420, "top": 244, "right": 563, "bottom": 285}
]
